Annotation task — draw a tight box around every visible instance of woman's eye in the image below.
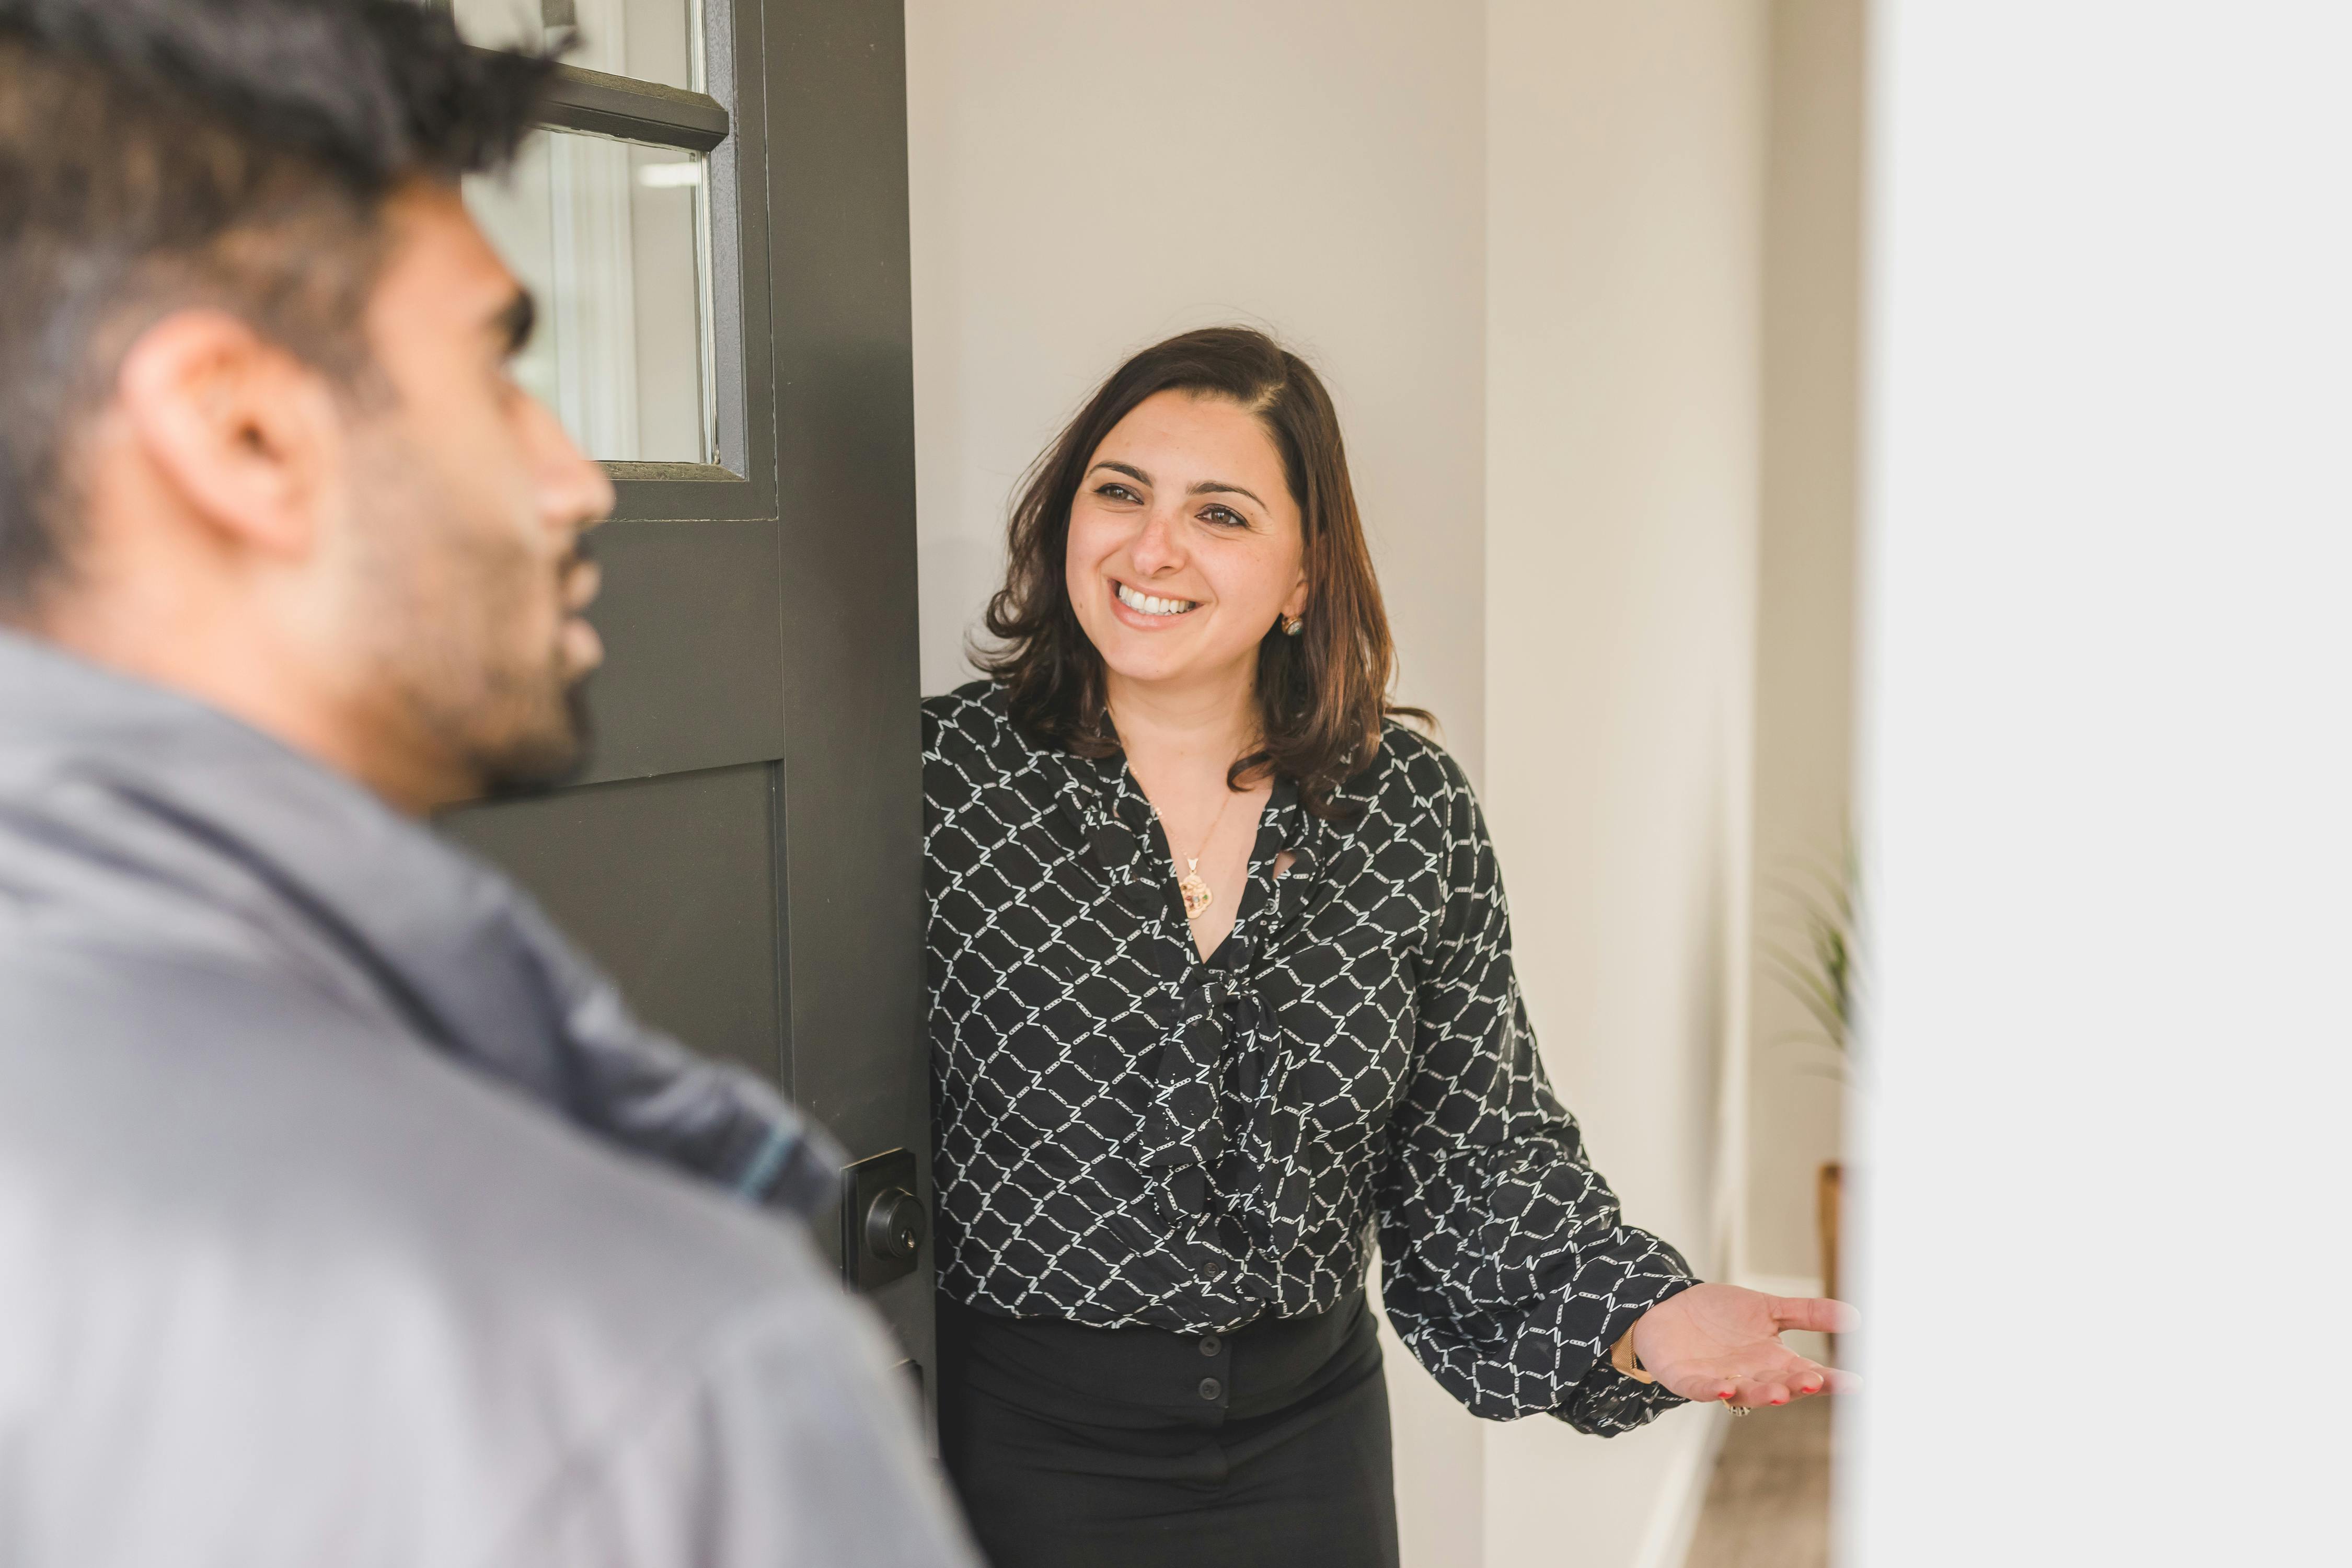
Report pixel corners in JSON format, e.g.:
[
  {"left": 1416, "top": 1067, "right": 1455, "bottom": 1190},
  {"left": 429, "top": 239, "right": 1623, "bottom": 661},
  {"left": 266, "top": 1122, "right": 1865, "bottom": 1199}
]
[
  {"left": 1095, "top": 482, "right": 1141, "bottom": 503},
  {"left": 1200, "top": 505, "right": 1248, "bottom": 529}
]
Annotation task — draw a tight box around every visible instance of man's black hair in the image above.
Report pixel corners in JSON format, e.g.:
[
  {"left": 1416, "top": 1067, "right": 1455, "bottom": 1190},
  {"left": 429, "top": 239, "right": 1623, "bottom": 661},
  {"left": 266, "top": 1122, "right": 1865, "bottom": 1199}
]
[{"left": 0, "top": 0, "right": 556, "bottom": 608}]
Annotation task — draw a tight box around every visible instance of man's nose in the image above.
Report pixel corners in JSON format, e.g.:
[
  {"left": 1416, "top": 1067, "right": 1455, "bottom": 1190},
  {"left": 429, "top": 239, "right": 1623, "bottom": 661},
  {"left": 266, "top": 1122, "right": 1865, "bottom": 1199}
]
[
  {"left": 556, "top": 444, "right": 617, "bottom": 533},
  {"left": 533, "top": 397, "right": 616, "bottom": 532},
  {"left": 571, "top": 456, "right": 618, "bottom": 532}
]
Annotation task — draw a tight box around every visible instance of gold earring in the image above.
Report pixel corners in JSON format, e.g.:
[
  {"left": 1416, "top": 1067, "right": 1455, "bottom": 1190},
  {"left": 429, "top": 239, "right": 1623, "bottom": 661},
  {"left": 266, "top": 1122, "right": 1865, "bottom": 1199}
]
[{"left": 1283, "top": 616, "right": 1305, "bottom": 637}]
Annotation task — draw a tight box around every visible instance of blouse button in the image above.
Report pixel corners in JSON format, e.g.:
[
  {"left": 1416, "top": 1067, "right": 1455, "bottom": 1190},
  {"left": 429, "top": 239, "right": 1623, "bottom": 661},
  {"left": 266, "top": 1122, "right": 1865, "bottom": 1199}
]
[
  {"left": 1198, "top": 1377, "right": 1224, "bottom": 1402},
  {"left": 1198, "top": 1335, "right": 1223, "bottom": 1357}
]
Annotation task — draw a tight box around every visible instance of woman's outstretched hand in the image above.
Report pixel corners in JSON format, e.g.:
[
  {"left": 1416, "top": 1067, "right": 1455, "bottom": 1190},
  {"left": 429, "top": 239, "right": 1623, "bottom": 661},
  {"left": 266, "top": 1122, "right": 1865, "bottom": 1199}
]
[{"left": 1629, "top": 1284, "right": 1858, "bottom": 1410}]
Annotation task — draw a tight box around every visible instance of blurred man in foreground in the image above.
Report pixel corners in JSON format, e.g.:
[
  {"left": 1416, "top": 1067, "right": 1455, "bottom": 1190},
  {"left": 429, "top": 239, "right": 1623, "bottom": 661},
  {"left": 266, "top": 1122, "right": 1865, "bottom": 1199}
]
[{"left": 0, "top": 1, "right": 973, "bottom": 1562}]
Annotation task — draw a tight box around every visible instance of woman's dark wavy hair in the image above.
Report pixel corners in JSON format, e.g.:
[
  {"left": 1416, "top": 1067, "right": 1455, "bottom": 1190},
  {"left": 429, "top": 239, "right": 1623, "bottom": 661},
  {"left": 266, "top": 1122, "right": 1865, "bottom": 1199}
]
[{"left": 978, "top": 326, "right": 1427, "bottom": 818}]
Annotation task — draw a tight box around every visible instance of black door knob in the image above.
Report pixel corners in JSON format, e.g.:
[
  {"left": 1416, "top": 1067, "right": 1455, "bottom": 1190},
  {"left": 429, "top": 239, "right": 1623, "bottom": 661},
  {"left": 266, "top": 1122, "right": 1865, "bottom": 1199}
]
[
  {"left": 839, "top": 1148, "right": 921, "bottom": 1290},
  {"left": 863, "top": 1185, "right": 924, "bottom": 1263}
]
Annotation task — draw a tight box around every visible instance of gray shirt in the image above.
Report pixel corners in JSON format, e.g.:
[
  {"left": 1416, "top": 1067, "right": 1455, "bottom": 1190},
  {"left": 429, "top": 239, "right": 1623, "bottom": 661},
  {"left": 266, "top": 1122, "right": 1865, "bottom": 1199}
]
[{"left": 0, "top": 633, "right": 977, "bottom": 1568}]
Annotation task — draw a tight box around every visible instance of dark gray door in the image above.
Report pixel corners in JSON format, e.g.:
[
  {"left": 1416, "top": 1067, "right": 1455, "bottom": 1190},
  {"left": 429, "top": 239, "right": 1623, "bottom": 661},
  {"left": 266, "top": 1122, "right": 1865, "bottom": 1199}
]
[{"left": 436, "top": 0, "right": 930, "bottom": 1394}]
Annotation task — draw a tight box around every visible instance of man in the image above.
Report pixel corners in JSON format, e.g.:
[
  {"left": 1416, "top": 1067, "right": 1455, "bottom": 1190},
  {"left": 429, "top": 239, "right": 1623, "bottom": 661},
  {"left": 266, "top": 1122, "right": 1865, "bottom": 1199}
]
[{"left": 0, "top": 1, "right": 975, "bottom": 1563}]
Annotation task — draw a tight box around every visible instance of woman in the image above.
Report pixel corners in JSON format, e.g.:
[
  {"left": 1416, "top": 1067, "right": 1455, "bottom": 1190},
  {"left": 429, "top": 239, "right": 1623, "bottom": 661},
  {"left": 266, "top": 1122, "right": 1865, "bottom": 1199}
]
[{"left": 923, "top": 328, "right": 1846, "bottom": 1567}]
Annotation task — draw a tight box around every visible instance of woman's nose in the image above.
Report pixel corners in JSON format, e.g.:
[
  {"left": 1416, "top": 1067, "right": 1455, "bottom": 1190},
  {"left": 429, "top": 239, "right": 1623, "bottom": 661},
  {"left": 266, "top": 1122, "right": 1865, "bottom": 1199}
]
[{"left": 1128, "top": 506, "right": 1185, "bottom": 575}]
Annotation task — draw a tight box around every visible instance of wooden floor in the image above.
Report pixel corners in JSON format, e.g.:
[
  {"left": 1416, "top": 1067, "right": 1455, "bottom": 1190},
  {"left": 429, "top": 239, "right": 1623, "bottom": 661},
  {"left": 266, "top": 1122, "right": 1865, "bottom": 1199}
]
[{"left": 1681, "top": 1395, "right": 1835, "bottom": 1568}]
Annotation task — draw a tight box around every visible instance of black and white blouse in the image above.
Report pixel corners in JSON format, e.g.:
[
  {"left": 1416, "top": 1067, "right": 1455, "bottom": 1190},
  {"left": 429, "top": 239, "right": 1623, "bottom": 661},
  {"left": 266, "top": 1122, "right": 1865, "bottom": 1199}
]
[{"left": 923, "top": 681, "right": 1694, "bottom": 1432}]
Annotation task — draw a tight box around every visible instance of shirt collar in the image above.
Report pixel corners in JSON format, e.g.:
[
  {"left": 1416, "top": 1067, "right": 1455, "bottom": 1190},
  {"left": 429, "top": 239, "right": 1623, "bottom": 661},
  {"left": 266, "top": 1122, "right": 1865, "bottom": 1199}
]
[{"left": 0, "top": 631, "right": 836, "bottom": 1216}]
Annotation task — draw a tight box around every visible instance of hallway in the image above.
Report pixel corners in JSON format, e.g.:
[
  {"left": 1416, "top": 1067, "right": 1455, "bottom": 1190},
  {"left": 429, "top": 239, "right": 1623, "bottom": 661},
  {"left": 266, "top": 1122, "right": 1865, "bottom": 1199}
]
[{"left": 1684, "top": 1398, "right": 1834, "bottom": 1568}]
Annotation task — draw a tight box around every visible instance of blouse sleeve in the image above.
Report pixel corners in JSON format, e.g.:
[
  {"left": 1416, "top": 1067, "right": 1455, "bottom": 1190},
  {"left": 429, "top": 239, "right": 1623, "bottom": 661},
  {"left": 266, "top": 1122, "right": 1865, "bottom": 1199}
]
[{"left": 1371, "top": 748, "right": 1697, "bottom": 1434}]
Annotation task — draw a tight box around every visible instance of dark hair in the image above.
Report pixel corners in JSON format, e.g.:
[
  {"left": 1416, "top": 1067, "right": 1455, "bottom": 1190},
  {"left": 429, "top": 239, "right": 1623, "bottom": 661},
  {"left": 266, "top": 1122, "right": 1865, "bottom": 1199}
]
[
  {"left": 0, "top": 0, "right": 556, "bottom": 607},
  {"left": 979, "top": 326, "right": 1427, "bottom": 818}
]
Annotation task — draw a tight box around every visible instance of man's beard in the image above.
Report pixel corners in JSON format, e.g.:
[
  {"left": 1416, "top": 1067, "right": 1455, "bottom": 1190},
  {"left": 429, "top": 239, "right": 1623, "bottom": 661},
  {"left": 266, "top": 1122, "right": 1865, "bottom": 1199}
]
[
  {"left": 350, "top": 447, "right": 598, "bottom": 803},
  {"left": 470, "top": 655, "right": 594, "bottom": 800},
  {"left": 429, "top": 552, "right": 598, "bottom": 800}
]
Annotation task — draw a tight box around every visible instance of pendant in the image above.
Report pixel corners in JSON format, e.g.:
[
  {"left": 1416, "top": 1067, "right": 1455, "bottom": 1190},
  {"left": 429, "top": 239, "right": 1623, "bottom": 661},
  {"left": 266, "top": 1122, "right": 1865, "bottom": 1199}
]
[{"left": 1179, "top": 871, "right": 1213, "bottom": 920}]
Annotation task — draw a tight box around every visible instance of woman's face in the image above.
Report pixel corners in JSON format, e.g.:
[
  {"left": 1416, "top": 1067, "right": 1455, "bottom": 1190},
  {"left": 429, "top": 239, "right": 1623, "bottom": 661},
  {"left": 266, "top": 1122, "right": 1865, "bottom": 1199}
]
[{"left": 1064, "top": 389, "right": 1309, "bottom": 700}]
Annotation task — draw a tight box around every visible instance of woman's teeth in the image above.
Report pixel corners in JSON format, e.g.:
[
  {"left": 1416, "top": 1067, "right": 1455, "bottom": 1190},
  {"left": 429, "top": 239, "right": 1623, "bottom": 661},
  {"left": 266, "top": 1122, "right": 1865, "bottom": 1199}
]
[{"left": 1115, "top": 583, "right": 1196, "bottom": 617}]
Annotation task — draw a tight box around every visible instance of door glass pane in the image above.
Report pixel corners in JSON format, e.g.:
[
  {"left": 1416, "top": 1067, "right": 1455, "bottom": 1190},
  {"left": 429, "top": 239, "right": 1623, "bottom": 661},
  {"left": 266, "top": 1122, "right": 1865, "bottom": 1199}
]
[
  {"left": 464, "top": 132, "right": 713, "bottom": 464},
  {"left": 447, "top": 0, "right": 700, "bottom": 91}
]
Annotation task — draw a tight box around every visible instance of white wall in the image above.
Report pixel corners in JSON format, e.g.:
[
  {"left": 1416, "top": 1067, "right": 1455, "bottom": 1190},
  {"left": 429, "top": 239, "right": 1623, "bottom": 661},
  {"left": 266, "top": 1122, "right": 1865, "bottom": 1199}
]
[
  {"left": 904, "top": 0, "right": 1487, "bottom": 787},
  {"left": 1849, "top": 4, "right": 2350, "bottom": 1562},
  {"left": 1743, "top": 0, "right": 1864, "bottom": 1292},
  {"left": 1484, "top": 3, "right": 1763, "bottom": 1563}
]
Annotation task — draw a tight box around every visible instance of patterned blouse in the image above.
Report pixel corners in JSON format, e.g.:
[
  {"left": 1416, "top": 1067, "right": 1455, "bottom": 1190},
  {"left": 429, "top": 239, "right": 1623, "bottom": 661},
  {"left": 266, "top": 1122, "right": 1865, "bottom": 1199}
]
[{"left": 922, "top": 681, "right": 1694, "bottom": 1432}]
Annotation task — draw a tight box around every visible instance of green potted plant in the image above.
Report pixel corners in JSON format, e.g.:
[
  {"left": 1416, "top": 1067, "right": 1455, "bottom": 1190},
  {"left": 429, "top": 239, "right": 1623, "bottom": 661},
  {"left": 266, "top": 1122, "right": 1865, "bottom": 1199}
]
[{"left": 1763, "top": 837, "right": 1859, "bottom": 1303}]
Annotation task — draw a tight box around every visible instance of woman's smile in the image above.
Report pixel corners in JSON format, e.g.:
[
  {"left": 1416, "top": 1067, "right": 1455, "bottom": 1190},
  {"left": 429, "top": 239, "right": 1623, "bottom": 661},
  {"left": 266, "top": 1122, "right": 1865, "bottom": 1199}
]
[
  {"left": 1063, "top": 390, "right": 1306, "bottom": 687},
  {"left": 1110, "top": 578, "right": 1202, "bottom": 625}
]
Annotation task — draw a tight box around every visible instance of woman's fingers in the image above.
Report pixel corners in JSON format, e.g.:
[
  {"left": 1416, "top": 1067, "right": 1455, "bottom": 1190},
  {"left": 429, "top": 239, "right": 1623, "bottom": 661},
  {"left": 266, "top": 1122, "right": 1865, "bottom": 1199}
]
[
  {"left": 1769, "top": 1295, "right": 1860, "bottom": 1334},
  {"left": 1756, "top": 1359, "right": 1861, "bottom": 1402},
  {"left": 1683, "top": 1367, "right": 1781, "bottom": 1408},
  {"left": 1689, "top": 1351, "right": 1855, "bottom": 1408},
  {"left": 1664, "top": 1344, "right": 1858, "bottom": 1406},
  {"left": 1674, "top": 1367, "right": 1745, "bottom": 1406},
  {"left": 1774, "top": 1351, "right": 1864, "bottom": 1401},
  {"left": 1717, "top": 1373, "right": 1789, "bottom": 1409}
]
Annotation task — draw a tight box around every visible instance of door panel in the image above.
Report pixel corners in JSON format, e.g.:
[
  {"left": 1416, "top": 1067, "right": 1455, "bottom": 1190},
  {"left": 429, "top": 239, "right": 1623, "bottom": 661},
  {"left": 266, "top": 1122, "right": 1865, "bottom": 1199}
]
[
  {"left": 567, "top": 519, "right": 786, "bottom": 785},
  {"left": 442, "top": 765, "right": 784, "bottom": 1081},
  {"left": 435, "top": 0, "right": 930, "bottom": 1406}
]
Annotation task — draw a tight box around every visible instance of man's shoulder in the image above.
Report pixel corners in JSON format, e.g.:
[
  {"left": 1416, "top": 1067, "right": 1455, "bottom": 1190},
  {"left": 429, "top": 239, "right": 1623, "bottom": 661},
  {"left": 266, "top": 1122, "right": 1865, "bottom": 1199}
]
[
  {"left": 2, "top": 931, "right": 811, "bottom": 1306},
  {"left": 0, "top": 938, "right": 863, "bottom": 1553},
  {"left": 507, "top": 1277, "right": 974, "bottom": 1567},
  {"left": 0, "top": 939, "right": 975, "bottom": 1565}
]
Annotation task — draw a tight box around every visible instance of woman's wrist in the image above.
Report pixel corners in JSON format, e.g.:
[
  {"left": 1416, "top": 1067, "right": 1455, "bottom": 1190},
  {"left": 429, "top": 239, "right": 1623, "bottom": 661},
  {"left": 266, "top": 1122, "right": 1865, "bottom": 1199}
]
[{"left": 1609, "top": 1325, "right": 1655, "bottom": 1383}]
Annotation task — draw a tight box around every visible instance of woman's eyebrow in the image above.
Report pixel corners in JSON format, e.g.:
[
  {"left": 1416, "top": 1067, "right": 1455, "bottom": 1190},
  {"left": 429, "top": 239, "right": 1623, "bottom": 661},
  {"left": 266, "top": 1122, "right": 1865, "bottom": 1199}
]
[
  {"left": 1189, "top": 479, "right": 1266, "bottom": 508},
  {"left": 1088, "top": 460, "right": 1264, "bottom": 510}
]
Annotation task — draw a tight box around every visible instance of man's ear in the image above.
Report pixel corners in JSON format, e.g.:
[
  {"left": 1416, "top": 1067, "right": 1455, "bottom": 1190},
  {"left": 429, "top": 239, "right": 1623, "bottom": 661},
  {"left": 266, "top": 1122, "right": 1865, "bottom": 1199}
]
[{"left": 112, "top": 310, "right": 341, "bottom": 562}]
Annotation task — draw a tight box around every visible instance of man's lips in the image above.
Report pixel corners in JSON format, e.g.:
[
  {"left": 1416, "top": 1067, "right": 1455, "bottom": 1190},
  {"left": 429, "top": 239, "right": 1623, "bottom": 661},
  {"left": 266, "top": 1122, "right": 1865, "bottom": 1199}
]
[
  {"left": 562, "top": 558, "right": 602, "bottom": 615},
  {"left": 560, "top": 558, "right": 604, "bottom": 673},
  {"left": 561, "top": 615, "right": 604, "bottom": 675}
]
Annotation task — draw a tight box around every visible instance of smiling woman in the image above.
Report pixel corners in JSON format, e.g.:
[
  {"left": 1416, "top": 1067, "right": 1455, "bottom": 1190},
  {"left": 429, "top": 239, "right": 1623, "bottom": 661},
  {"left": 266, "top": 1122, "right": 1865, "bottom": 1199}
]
[
  {"left": 978, "top": 327, "right": 1417, "bottom": 821},
  {"left": 923, "top": 327, "right": 1853, "bottom": 1568}
]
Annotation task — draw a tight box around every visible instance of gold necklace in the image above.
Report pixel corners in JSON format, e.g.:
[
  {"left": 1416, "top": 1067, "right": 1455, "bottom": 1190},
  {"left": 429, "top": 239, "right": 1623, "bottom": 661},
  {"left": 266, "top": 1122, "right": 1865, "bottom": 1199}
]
[{"left": 1177, "top": 785, "right": 1239, "bottom": 921}]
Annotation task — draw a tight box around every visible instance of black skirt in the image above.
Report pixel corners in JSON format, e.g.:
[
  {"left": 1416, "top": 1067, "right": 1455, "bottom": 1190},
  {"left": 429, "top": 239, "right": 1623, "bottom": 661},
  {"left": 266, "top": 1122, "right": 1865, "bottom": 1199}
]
[{"left": 937, "top": 1290, "right": 1399, "bottom": 1568}]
